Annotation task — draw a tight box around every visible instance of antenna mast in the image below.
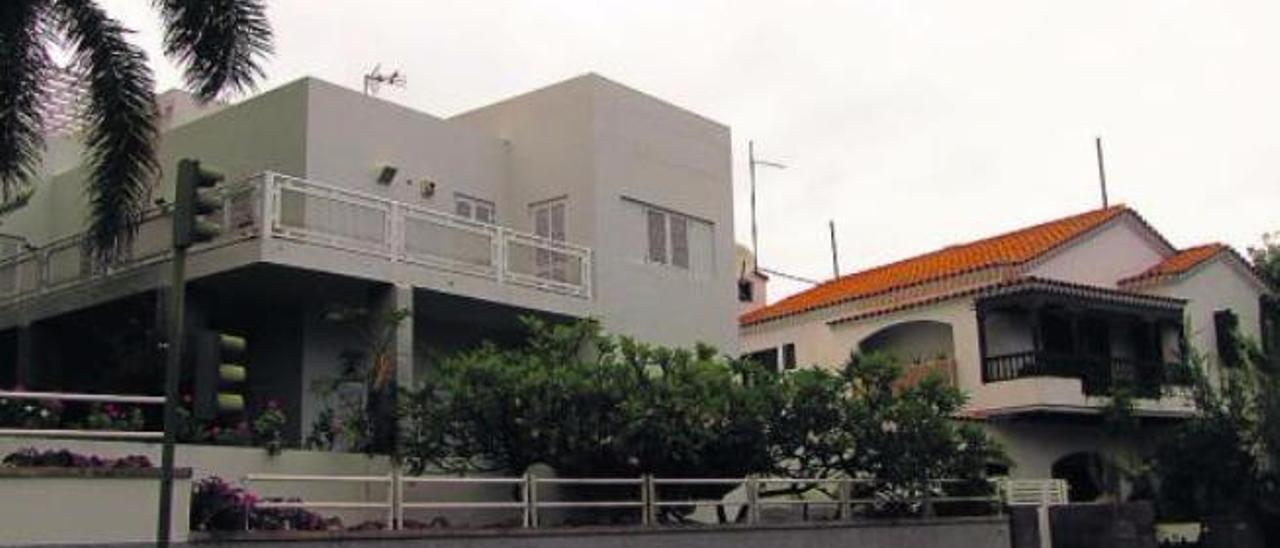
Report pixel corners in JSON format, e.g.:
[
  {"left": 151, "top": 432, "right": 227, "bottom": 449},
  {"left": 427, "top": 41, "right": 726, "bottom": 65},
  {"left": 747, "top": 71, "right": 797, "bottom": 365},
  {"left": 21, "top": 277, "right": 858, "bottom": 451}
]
[
  {"left": 1095, "top": 136, "right": 1109, "bottom": 208},
  {"left": 747, "top": 140, "right": 786, "bottom": 271},
  {"left": 829, "top": 220, "right": 840, "bottom": 278}
]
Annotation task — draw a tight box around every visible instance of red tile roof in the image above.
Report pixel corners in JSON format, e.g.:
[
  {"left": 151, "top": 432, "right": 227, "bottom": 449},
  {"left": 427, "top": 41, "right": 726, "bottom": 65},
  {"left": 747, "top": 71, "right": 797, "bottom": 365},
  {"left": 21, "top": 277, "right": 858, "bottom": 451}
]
[
  {"left": 740, "top": 205, "right": 1132, "bottom": 326},
  {"left": 1118, "top": 243, "right": 1226, "bottom": 286}
]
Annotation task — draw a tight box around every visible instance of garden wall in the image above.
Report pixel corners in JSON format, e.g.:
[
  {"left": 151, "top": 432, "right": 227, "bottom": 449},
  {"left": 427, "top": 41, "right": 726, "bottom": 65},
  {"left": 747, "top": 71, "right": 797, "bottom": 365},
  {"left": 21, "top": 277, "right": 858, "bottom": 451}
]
[
  {"left": 0, "top": 467, "right": 190, "bottom": 545},
  {"left": 194, "top": 517, "right": 1013, "bottom": 548},
  {"left": 0, "top": 437, "right": 520, "bottom": 532}
]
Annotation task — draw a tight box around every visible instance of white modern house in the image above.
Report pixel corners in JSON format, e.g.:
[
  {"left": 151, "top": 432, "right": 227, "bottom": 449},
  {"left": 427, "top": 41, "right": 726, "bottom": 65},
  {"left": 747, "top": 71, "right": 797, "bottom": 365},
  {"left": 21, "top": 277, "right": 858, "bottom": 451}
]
[
  {"left": 0, "top": 74, "right": 738, "bottom": 442},
  {"left": 741, "top": 205, "right": 1278, "bottom": 500}
]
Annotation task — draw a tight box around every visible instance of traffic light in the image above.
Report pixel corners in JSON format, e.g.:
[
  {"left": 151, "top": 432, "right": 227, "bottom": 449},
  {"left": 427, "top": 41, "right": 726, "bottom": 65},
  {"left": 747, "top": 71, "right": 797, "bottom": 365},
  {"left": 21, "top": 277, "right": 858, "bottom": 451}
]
[
  {"left": 192, "top": 330, "right": 248, "bottom": 420},
  {"left": 173, "top": 158, "right": 225, "bottom": 249}
]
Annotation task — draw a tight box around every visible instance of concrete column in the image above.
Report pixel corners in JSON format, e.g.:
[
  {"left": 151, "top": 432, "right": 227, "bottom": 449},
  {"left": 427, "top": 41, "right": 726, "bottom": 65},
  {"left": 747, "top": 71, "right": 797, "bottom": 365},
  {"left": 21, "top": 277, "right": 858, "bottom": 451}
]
[
  {"left": 15, "top": 324, "right": 33, "bottom": 388},
  {"left": 371, "top": 283, "right": 415, "bottom": 389}
]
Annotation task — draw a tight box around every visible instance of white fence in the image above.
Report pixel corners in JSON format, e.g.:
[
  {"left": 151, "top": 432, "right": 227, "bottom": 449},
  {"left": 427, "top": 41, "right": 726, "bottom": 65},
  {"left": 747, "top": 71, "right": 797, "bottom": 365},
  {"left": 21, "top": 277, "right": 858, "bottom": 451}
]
[
  {"left": 241, "top": 472, "right": 1005, "bottom": 531},
  {"left": 0, "top": 172, "right": 592, "bottom": 305},
  {"left": 0, "top": 390, "right": 165, "bottom": 440},
  {"left": 263, "top": 173, "right": 592, "bottom": 298}
]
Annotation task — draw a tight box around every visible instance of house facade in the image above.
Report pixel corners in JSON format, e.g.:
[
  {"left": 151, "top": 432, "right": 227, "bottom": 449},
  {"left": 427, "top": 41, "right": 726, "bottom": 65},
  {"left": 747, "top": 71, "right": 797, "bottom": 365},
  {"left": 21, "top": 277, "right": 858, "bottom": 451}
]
[
  {"left": 740, "top": 206, "right": 1277, "bottom": 500},
  {"left": 0, "top": 74, "right": 738, "bottom": 441}
]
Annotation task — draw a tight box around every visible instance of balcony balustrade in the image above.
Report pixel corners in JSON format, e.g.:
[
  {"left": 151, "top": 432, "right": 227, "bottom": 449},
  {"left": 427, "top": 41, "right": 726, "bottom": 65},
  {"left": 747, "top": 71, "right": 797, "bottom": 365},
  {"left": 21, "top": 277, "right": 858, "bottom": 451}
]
[
  {"left": 0, "top": 173, "right": 592, "bottom": 305},
  {"left": 982, "top": 351, "right": 1185, "bottom": 399}
]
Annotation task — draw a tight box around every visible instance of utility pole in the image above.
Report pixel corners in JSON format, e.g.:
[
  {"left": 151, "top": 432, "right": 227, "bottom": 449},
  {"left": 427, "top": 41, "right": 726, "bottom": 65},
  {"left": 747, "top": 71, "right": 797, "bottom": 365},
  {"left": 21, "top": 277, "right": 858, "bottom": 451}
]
[
  {"left": 747, "top": 140, "right": 786, "bottom": 271},
  {"left": 1095, "top": 136, "right": 1109, "bottom": 208},
  {"left": 829, "top": 220, "right": 840, "bottom": 278}
]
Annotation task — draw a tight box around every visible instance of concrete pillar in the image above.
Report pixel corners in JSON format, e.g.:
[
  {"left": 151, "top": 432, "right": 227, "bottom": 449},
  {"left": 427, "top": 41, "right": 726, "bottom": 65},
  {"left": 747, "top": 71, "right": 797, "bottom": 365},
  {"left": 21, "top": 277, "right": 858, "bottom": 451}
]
[
  {"left": 368, "top": 283, "right": 414, "bottom": 456},
  {"left": 371, "top": 283, "right": 415, "bottom": 389},
  {"left": 15, "top": 324, "right": 33, "bottom": 388}
]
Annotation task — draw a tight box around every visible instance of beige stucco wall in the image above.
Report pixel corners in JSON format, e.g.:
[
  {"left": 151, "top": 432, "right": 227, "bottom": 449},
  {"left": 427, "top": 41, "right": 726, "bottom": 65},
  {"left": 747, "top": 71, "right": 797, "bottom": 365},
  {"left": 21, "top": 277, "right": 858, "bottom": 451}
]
[
  {"left": 743, "top": 297, "right": 982, "bottom": 392},
  {"left": 1028, "top": 216, "right": 1171, "bottom": 287},
  {"left": 1144, "top": 255, "right": 1269, "bottom": 376}
]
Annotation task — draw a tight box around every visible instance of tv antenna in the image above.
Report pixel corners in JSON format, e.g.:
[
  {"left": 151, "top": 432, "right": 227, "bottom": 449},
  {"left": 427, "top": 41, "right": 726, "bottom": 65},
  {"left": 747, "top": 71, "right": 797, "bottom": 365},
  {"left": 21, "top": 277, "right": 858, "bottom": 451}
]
[
  {"left": 363, "top": 64, "right": 406, "bottom": 96},
  {"left": 748, "top": 140, "right": 787, "bottom": 271}
]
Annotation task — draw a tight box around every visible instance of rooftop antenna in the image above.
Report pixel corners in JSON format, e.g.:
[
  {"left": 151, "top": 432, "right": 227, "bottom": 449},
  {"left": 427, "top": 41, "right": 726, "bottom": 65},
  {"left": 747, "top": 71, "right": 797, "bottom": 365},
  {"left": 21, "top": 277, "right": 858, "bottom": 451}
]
[
  {"left": 363, "top": 64, "right": 406, "bottom": 96},
  {"left": 829, "top": 220, "right": 840, "bottom": 278},
  {"left": 748, "top": 140, "right": 787, "bottom": 271},
  {"left": 1095, "top": 136, "right": 1109, "bottom": 208}
]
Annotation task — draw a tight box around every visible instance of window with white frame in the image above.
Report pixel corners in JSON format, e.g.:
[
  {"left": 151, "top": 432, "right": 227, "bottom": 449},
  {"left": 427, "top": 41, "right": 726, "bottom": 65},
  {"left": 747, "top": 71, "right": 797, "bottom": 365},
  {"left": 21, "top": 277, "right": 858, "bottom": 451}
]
[
  {"left": 646, "top": 207, "right": 700, "bottom": 270},
  {"left": 455, "top": 194, "right": 495, "bottom": 224},
  {"left": 530, "top": 198, "right": 568, "bottom": 281},
  {"left": 632, "top": 200, "right": 713, "bottom": 278}
]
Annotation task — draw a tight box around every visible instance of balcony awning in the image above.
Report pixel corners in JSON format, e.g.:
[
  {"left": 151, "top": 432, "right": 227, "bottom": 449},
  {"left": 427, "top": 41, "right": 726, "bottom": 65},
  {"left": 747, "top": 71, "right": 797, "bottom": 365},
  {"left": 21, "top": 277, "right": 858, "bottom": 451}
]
[{"left": 977, "top": 276, "right": 1186, "bottom": 318}]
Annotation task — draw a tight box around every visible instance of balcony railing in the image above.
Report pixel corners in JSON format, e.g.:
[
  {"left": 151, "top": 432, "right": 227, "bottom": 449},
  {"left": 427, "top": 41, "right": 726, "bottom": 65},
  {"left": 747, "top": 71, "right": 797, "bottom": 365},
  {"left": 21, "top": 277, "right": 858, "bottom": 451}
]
[
  {"left": 982, "top": 351, "right": 1182, "bottom": 398},
  {"left": 0, "top": 172, "right": 592, "bottom": 304}
]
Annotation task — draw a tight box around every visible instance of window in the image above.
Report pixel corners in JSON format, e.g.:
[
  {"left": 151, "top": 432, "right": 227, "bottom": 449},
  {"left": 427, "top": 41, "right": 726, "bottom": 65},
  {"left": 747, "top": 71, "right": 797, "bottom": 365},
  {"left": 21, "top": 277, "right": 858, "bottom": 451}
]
[
  {"left": 530, "top": 199, "right": 567, "bottom": 281},
  {"left": 738, "top": 279, "right": 754, "bottom": 302},
  {"left": 646, "top": 210, "right": 667, "bottom": 264},
  {"left": 455, "top": 194, "right": 495, "bottom": 224},
  {"left": 744, "top": 347, "right": 779, "bottom": 373},
  {"left": 1214, "top": 309, "right": 1241, "bottom": 368},
  {"left": 1263, "top": 297, "right": 1280, "bottom": 369},
  {"left": 645, "top": 207, "right": 697, "bottom": 270},
  {"left": 782, "top": 343, "right": 797, "bottom": 370},
  {"left": 670, "top": 215, "right": 689, "bottom": 268}
]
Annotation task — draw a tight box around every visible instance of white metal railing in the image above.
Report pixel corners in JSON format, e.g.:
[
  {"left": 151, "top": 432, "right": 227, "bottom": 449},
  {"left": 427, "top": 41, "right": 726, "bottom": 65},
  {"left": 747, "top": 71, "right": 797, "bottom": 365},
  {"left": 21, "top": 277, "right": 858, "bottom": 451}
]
[
  {"left": 235, "top": 472, "right": 1006, "bottom": 531},
  {"left": 265, "top": 173, "right": 592, "bottom": 298},
  {"left": 0, "top": 172, "right": 592, "bottom": 305},
  {"left": 0, "top": 390, "right": 165, "bottom": 440},
  {"left": 0, "top": 177, "right": 259, "bottom": 305}
]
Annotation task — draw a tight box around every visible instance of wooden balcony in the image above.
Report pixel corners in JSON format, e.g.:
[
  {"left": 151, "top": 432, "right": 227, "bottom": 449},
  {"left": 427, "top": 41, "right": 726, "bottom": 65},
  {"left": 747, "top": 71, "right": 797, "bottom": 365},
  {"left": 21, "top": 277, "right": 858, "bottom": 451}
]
[{"left": 982, "top": 351, "right": 1185, "bottom": 399}]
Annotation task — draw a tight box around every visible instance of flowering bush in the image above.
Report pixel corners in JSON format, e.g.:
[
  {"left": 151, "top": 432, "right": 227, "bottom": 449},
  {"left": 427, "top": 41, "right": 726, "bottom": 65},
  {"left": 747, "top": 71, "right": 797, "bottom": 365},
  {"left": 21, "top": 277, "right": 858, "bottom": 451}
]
[
  {"left": 84, "top": 403, "right": 146, "bottom": 431},
  {"left": 2, "top": 447, "right": 152, "bottom": 469},
  {"left": 190, "top": 476, "right": 338, "bottom": 532},
  {"left": 0, "top": 392, "right": 62, "bottom": 428},
  {"left": 252, "top": 400, "right": 287, "bottom": 456},
  {"left": 176, "top": 396, "right": 289, "bottom": 455}
]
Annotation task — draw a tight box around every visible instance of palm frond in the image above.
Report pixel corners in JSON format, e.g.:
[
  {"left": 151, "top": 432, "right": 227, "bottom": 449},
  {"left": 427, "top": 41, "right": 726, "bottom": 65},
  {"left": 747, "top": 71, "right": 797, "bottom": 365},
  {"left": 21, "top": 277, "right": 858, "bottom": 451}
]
[
  {"left": 54, "top": 0, "right": 158, "bottom": 264},
  {"left": 0, "top": 0, "right": 53, "bottom": 205},
  {"left": 154, "top": 0, "right": 273, "bottom": 102}
]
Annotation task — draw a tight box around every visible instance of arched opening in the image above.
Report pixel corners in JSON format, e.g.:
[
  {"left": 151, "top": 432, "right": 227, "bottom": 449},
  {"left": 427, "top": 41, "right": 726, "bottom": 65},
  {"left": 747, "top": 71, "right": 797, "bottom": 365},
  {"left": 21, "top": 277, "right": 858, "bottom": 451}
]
[
  {"left": 859, "top": 320, "right": 957, "bottom": 387},
  {"left": 1051, "top": 452, "right": 1113, "bottom": 503}
]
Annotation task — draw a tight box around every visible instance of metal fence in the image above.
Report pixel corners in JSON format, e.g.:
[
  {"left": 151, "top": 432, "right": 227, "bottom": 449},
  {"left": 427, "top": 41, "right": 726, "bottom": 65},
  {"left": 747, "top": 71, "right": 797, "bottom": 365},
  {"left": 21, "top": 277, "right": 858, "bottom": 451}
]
[
  {"left": 241, "top": 472, "right": 1007, "bottom": 531},
  {"left": 0, "top": 390, "right": 165, "bottom": 440},
  {"left": 0, "top": 172, "right": 592, "bottom": 304}
]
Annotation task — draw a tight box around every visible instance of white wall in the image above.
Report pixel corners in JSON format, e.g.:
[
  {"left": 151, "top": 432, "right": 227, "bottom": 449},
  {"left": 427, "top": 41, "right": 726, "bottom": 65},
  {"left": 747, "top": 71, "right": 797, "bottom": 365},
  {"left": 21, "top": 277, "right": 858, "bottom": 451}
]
[
  {"left": 303, "top": 80, "right": 510, "bottom": 219},
  {"left": 456, "top": 75, "right": 739, "bottom": 355},
  {"left": 1029, "top": 216, "right": 1170, "bottom": 287}
]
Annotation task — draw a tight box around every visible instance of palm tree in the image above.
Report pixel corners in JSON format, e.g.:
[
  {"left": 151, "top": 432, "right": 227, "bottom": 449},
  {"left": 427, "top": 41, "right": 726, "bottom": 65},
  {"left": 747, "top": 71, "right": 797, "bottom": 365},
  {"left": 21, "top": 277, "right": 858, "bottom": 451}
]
[{"left": 0, "top": 0, "right": 272, "bottom": 262}]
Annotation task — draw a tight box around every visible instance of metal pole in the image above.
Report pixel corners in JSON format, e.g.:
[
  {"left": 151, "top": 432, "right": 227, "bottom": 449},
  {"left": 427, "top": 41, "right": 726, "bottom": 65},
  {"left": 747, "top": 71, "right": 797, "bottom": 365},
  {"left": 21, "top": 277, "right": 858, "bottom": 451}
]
[
  {"left": 157, "top": 245, "right": 187, "bottom": 547},
  {"left": 1095, "top": 137, "right": 1108, "bottom": 208},
  {"left": 748, "top": 140, "right": 758, "bottom": 271},
  {"left": 828, "top": 220, "right": 840, "bottom": 278}
]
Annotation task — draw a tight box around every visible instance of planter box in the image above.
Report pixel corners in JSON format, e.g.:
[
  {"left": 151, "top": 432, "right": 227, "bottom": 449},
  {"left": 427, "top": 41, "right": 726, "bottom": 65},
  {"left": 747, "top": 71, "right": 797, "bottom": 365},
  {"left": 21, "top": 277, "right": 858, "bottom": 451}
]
[{"left": 0, "top": 467, "right": 192, "bottom": 545}]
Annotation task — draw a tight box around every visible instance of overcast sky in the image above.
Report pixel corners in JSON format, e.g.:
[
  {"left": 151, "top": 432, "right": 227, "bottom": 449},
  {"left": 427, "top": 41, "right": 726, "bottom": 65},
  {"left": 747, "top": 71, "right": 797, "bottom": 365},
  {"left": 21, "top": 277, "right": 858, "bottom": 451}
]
[{"left": 102, "top": 0, "right": 1280, "bottom": 300}]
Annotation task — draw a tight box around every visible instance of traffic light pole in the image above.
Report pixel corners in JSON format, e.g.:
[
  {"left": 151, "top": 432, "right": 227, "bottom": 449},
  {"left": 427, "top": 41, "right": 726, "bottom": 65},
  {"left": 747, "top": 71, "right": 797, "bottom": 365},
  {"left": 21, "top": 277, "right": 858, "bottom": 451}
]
[{"left": 157, "top": 245, "right": 187, "bottom": 548}]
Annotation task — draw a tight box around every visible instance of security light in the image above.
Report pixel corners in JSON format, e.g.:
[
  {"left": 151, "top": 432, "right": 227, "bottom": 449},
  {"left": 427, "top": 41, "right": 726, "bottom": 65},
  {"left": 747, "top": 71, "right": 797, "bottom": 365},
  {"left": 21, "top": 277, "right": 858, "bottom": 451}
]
[{"left": 376, "top": 165, "right": 398, "bottom": 185}]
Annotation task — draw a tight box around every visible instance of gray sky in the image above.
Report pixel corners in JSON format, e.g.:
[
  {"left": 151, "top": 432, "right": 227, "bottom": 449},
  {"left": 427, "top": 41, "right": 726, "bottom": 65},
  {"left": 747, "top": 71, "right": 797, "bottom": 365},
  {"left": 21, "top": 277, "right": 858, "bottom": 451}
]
[{"left": 103, "top": 0, "right": 1280, "bottom": 300}]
